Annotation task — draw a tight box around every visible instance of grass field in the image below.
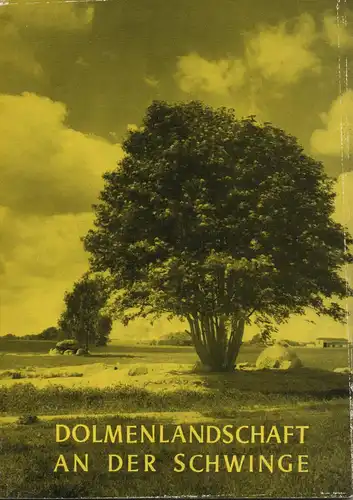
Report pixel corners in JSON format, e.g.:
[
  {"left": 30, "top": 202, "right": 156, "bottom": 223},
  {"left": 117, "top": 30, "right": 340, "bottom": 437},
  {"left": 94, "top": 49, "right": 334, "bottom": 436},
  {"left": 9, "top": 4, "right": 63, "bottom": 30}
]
[
  {"left": 0, "top": 340, "right": 351, "bottom": 498},
  {"left": 0, "top": 339, "right": 350, "bottom": 371},
  {"left": 0, "top": 405, "right": 350, "bottom": 498}
]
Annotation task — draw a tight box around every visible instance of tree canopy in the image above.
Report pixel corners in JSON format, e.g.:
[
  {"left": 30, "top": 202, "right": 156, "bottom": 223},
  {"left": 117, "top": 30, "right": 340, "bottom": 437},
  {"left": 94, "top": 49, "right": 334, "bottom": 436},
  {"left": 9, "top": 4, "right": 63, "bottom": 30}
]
[
  {"left": 58, "top": 273, "right": 112, "bottom": 348},
  {"left": 84, "top": 100, "right": 353, "bottom": 371}
]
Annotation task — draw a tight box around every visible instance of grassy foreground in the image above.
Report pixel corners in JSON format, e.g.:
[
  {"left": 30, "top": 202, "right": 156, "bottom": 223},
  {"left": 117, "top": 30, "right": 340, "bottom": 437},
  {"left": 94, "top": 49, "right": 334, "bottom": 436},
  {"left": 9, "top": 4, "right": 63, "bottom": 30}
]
[
  {"left": 0, "top": 367, "right": 351, "bottom": 498},
  {"left": 0, "top": 368, "right": 349, "bottom": 415},
  {"left": 0, "top": 404, "right": 350, "bottom": 498},
  {"left": 0, "top": 343, "right": 351, "bottom": 497}
]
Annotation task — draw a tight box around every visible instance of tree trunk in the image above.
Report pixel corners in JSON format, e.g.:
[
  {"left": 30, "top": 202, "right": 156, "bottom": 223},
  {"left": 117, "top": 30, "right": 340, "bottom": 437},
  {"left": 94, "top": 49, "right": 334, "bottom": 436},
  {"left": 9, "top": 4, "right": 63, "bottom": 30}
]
[{"left": 187, "top": 313, "right": 245, "bottom": 372}]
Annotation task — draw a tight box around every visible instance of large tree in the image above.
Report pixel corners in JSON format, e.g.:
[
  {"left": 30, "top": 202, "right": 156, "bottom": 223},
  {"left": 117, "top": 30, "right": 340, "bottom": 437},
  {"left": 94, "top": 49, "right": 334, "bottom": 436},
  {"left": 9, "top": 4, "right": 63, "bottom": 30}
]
[
  {"left": 84, "top": 100, "right": 353, "bottom": 371},
  {"left": 58, "top": 273, "right": 112, "bottom": 349}
]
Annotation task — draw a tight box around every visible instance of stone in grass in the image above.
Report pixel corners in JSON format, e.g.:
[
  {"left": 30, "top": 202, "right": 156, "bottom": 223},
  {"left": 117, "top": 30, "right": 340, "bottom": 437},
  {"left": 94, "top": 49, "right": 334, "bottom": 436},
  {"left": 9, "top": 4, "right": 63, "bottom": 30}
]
[
  {"left": 128, "top": 365, "right": 149, "bottom": 376},
  {"left": 17, "top": 415, "right": 39, "bottom": 425},
  {"left": 255, "top": 344, "right": 302, "bottom": 370},
  {"left": 76, "top": 348, "right": 89, "bottom": 356},
  {"left": 48, "top": 348, "right": 62, "bottom": 356},
  {"left": 56, "top": 339, "right": 80, "bottom": 352},
  {"left": 334, "top": 367, "right": 351, "bottom": 374},
  {"left": 63, "top": 349, "right": 74, "bottom": 356},
  {"left": 192, "top": 361, "right": 213, "bottom": 373},
  {"left": 236, "top": 362, "right": 250, "bottom": 370}
]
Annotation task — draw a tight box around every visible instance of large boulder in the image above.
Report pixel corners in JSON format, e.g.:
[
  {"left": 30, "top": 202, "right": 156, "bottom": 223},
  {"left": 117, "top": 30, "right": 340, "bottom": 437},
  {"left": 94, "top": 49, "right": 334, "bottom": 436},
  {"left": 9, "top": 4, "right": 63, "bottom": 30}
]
[
  {"left": 76, "top": 348, "right": 89, "bottom": 356},
  {"left": 48, "top": 347, "right": 62, "bottom": 356},
  {"left": 256, "top": 344, "right": 302, "bottom": 370},
  {"left": 56, "top": 339, "right": 80, "bottom": 353}
]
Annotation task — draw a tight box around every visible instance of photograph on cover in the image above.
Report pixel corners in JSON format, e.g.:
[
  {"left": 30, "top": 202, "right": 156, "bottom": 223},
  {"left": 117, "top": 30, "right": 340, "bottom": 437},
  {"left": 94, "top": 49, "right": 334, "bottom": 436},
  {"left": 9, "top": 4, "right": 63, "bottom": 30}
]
[{"left": 0, "top": 0, "right": 352, "bottom": 498}]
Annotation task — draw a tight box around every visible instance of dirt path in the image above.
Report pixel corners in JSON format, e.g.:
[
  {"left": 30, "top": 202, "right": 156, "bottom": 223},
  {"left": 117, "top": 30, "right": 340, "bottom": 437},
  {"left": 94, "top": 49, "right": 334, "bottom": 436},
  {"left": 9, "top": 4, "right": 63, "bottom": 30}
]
[{"left": 0, "top": 399, "right": 345, "bottom": 426}]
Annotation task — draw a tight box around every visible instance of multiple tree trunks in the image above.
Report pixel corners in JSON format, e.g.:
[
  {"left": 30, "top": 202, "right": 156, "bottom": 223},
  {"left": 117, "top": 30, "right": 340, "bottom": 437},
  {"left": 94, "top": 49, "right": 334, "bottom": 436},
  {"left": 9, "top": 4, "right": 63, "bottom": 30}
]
[{"left": 187, "top": 313, "right": 245, "bottom": 371}]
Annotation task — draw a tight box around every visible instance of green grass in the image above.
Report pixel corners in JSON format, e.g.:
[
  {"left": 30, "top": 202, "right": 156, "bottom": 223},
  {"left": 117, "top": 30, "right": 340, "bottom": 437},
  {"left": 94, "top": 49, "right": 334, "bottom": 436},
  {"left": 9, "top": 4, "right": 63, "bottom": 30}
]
[
  {"left": 0, "top": 339, "right": 57, "bottom": 353},
  {"left": 0, "top": 340, "right": 351, "bottom": 497},
  {"left": 0, "top": 369, "right": 349, "bottom": 416},
  {"left": 0, "top": 407, "right": 350, "bottom": 498},
  {"left": 0, "top": 340, "right": 350, "bottom": 372}
]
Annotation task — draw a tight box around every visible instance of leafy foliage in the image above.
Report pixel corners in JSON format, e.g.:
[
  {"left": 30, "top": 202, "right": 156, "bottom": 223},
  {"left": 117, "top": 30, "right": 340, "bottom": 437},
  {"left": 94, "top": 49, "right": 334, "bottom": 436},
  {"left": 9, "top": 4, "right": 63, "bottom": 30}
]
[
  {"left": 1, "top": 327, "right": 62, "bottom": 341},
  {"left": 249, "top": 333, "right": 267, "bottom": 345},
  {"left": 84, "top": 100, "right": 353, "bottom": 370},
  {"left": 96, "top": 314, "right": 113, "bottom": 346},
  {"left": 155, "top": 331, "right": 193, "bottom": 346},
  {"left": 58, "top": 273, "right": 112, "bottom": 348}
]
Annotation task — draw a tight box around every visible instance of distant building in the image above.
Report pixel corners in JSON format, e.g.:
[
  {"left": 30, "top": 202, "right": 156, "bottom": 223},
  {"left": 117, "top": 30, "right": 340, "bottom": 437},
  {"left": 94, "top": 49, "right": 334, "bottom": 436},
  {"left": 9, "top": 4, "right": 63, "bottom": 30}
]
[{"left": 315, "top": 337, "right": 348, "bottom": 348}]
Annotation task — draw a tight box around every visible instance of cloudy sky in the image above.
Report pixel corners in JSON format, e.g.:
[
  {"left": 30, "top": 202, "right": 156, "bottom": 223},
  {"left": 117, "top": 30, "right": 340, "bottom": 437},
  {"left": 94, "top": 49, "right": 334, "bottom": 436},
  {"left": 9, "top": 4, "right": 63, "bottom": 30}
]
[{"left": 0, "top": 0, "right": 352, "bottom": 341}]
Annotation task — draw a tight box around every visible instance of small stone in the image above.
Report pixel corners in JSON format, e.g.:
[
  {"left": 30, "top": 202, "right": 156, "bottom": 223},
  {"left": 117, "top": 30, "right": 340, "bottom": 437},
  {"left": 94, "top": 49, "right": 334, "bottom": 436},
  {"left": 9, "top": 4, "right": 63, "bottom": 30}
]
[
  {"left": 63, "top": 349, "right": 74, "bottom": 356},
  {"left": 278, "top": 360, "right": 293, "bottom": 370},
  {"left": 17, "top": 415, "right": 39, "bottom": 425},
  {"left": 48, "top": 348, "right": 61, "bottom": 356},
  {"left": 76, "top": 348, "right": 88, "bottom": 356},
  {"left": 236, "top": 362, "right": 250, "bottom": 370},
  {"left": 334, "top": 367, "right": 351, "bottom": 374}
]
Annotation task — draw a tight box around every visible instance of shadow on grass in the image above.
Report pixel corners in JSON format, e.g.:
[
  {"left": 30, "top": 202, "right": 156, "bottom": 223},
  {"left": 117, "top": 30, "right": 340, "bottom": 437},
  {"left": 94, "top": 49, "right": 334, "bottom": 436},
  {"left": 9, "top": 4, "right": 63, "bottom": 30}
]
[
  {"left": 88, "top": 353, "right": 143, "bottom": 359},
  {"left": 0, "top": 367, "right": 349, "bottom": 416},
  {"left": 190, "top": 367, "right": 350, "bottom": 400}
]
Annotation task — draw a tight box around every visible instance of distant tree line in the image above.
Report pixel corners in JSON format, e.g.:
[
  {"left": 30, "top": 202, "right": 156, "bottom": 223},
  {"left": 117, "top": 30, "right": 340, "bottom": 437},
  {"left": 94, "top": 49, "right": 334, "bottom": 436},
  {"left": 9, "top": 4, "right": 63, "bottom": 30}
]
[
  {"left": 2, "top": 274, "right": 114, "bottom": 348},
  {"left": 248, "top": 333, "right": 306, "bottom": 347},
  {"left": 1, "top": 326, "right": 62, "bottom": 341},
  {"left": 150, "top": 331, "right": 193, "bottom": 346}
]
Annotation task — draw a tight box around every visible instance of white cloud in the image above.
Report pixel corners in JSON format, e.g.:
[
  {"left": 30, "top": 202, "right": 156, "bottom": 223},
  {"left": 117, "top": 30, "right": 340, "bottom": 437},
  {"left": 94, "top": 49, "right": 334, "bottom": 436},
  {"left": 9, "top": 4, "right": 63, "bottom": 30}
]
[
  {"left": 0, "top": 1, "right": 93, "bottom": 77},
  {"left": 9, "top": 1, "right": 94, "bottom": 31},
  {"left": 175, "top": 15, "right": 321, "bottom": 119},
  {"left": 246, "top": 14, "right": 320, "bottom": 85},
  {"left": 0, "top": 209, "right": 94, "bottom": 335},
  {"left": 323, "top": 14, "right": 353, "bottom": 48},
  {"left": 144, "top": 75, "right": 159, "bottom": 88},
  {"left": 310, "top": 90, "right": 353, "bottom": 157},
  {"left": 176, "top": 52, "right": 246, "bottom": 96},
  {"left": 334, "top": 172, "right": 353, "bottom": 229},
  {"left": 0, "top": 93, "right": 123, "bottom": 215},
  {"left": 0, "top": 92, "right": 123, "bottom": 335},
  {"left": 0, "top": 21, "right": 42, "bottom": 77}
]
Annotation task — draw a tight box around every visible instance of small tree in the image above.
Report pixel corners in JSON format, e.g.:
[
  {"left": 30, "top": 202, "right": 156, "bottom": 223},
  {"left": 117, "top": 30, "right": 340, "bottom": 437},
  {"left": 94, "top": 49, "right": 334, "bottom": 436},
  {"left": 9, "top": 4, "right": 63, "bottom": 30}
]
[
  {"left": 58, "top": 273, "right": 112, "bottom": 349},
  {"left": 84, "top": 100, "right": 352, "bottom": 371}
]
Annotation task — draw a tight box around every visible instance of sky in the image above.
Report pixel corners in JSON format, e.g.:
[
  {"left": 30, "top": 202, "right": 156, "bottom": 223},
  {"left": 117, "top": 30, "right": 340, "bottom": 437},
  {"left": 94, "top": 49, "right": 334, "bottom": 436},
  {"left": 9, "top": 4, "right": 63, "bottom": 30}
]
[{"left": 0, "top": 0, "right": 352, "bottom": 341}]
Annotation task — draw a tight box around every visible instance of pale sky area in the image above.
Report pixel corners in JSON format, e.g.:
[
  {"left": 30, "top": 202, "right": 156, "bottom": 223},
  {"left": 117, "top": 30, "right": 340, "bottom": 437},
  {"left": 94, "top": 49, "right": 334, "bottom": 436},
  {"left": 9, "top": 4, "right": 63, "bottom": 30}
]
[{"left": 0, "top": 0, "right": 352, "bottom": 341}]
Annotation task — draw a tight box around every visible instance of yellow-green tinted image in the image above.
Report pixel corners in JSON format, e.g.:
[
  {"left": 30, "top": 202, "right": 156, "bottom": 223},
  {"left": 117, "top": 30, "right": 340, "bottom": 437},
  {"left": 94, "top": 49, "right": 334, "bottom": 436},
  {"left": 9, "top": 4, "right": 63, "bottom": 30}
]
[{"left": 0, "top": 0, "right": 352, "bottom": 498}]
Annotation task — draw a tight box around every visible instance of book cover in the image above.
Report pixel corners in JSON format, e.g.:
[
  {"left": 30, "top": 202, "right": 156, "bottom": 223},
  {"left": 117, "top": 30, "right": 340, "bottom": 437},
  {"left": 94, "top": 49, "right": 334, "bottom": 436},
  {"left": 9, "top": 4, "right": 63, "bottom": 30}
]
[{"left": 0, "top": 0, "right": 352, "bottom": 498}]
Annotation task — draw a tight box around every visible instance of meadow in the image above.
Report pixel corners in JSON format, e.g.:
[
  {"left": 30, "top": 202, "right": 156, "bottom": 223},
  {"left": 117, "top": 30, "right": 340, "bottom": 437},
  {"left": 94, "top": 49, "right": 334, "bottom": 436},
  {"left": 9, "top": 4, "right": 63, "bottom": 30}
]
[
  {"left": 0, "top": 339, "right": 351, "bottom": 498},
  {"left": 0, "top": 338, "right": 350, "bottom": 371}
]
